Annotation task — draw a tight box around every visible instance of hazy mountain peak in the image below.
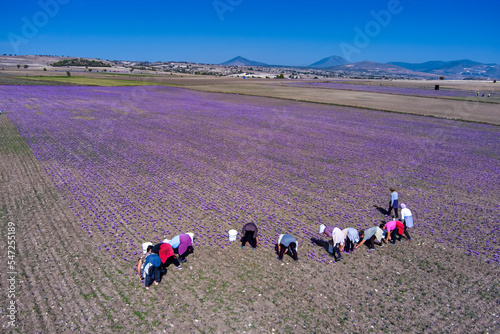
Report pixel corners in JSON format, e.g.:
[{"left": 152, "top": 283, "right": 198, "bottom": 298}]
[
  {"left": 220, "top": 56, "right": 268, "bottom": 66},
  {"left": 309, "top": 55, "right": 350, "bottom": 68}
]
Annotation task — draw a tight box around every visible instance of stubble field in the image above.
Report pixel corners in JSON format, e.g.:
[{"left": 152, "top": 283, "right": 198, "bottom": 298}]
[{"left": 0, "top": 83, "right": 499, "bottom": 333}]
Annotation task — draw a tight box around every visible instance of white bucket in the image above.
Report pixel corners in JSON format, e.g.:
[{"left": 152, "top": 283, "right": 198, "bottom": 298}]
[
  {"left": 142, "top": 242, "right": 153, "bottom": 254},
  {"left": 228, "top": 229, "right": 237, "bottom": 242}
]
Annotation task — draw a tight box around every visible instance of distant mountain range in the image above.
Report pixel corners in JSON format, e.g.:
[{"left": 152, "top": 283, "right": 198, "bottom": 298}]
[
  {"left": 389, "top": 59, "right": 500, "bottom": 78},
  {"left": 220, "top": 55, "right": 499, "bottom": 79}
]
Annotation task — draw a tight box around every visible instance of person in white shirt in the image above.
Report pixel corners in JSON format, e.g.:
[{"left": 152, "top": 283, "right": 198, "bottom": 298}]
[{"left": 400, "top": 203, "right": 413, "bottom": 240}]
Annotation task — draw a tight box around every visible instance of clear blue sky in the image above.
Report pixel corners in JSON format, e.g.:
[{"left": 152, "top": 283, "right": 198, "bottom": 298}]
[{"left": 1, "top": 0, "right": 498, "bottom": 65}]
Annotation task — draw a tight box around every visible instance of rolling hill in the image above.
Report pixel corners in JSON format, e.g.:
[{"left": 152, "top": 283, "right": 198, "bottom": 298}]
[{"left": 389, "top": 59, "right": 499, "bottom": 78}]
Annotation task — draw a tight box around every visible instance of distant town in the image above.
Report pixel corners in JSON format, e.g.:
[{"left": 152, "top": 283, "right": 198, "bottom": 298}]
[{"left": 1, "top": 54, "right": 499, "bottom": 81}]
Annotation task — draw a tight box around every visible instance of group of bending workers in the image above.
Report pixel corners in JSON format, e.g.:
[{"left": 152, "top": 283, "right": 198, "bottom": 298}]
[
  {"left": 136, "top": 233, "right": 194, "bottom": 289},
  {"left": 319, "top": 205, "right": 413, "bottom": 261},
  {"left": 317, "top": 188, "right": 413, "bottom": 261},
  {"left": 136, "top": 188, "right": 414, "bottom": 288}
]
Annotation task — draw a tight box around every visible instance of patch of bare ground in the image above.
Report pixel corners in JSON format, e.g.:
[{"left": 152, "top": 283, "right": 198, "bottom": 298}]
[
  {"left": 187, "top": 83, "right": 500, "bottom": 125},
  {"left": 0, "top": 112, "right": 498, "bottom": 333}
]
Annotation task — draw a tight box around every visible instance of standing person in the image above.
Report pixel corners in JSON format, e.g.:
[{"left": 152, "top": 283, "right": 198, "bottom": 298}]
[
  {"left": 141, "top": 252, "right": 162, "bottom": 290},
  {"left": 241, "top": 222, "right": 259, "bottom": 249},
  {"left": 355, "top": 226, "right": 384, "bottom": 250},
  {"left": 400, "top": 204, "right": 413, "bottom": 240},
  {"left": 387, "top": 187, "right": 399, "bottom": 218},
  {"left": 342, "top": 227, "right": 360, "bottom": 253},
  {"left": 165, "top": 233, "right": 194, "bottom": 263},
  {"left": 331, "top": 227, "right": 345, "bottom": 261},
  {"left": 151, "top": 242, "right": 182, "bottom": 270},
  {"left": 381, "top": 218, "right": 405, "bottom": 244},
  {"left": 277, "top": 234, "right": 298, "bottom": 261}
]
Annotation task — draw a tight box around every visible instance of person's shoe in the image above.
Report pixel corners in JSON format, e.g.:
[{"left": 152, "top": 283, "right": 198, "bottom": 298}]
[
  {"left": 390, "top": 241, "right": 396, "bottom": 244},
  {"left": 336, "top": 255, "right": 343, "bottom": 261},
  {"left": 177, "top": 266, "right": 182, "bottom": 270},
  {"left": 179, "top": 258, "right": 187, "bottom": 263},
  {"left": 277, "top": 256, "right": 282, "bottom": 261},
  {"left": 253, "top": 247, "right": 256, "bottom": 250},
  {"left": 241, "top": 246, "right": 245, "bottom": 249}
]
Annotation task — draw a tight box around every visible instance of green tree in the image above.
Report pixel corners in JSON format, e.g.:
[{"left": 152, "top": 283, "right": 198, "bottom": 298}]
[
  {"left": 23, "top": 65, "right": 29, "bottom": 69},
  {"left": 17, "top": 64, "right": 21, "bottom": 69}
]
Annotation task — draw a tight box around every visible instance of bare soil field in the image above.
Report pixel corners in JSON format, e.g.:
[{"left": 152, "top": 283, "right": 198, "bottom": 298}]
[
  {"left": 1, "top": 85, "right": 499, "bottom": 333},
  {"left": 187, "top": 83, "right": 500, "bottom": 125}
]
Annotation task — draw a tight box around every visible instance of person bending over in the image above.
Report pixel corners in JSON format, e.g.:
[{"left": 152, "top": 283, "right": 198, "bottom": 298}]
[
  {"left": 152, "top": 242, "right": 182, "bottom": 271},
  {"left": 400, "top": 203, "right": 413, "bottom": 240},
  {"left": 355, "top": 226, "right": 384, "bottom": 250},
  {"left": 319, "top": 224, "right": 336, "bottom": 255},
  {"left": 141, "top": 252, "right": 162, "bottom": 290},
  {"left": 342, "top": 227, "right": 360, "bottom": 253},
  {"left": 164, "top": 233, "right": 194, "bottom": 263},
  {"left": 381, "top": 218, "right": 405, "bottom": 244},
  {"left": 277, "top": 234, "right": 298, "bottom": 262},
  {"left": 241, "top": 222, "right": 259, "bottom": 249},
  {"left": 331, "top": 227, "right": 345, "bottom": 261},
  {"left": 137, "top": 245, "right": 153, "bottom": 280}
]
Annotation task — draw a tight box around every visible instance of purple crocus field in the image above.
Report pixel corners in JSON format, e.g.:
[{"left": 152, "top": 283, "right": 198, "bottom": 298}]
[
  {"left": 284, "top": 81, "right": 482, "bottom": 98},
  {"left": 2, "top": 85, "right": 499, "bottom": 265}
]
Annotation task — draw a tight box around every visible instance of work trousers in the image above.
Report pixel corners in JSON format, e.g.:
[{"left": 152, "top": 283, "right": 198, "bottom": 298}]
[{"left": 279, "top": 242, "right": 298, "bottom": 261}]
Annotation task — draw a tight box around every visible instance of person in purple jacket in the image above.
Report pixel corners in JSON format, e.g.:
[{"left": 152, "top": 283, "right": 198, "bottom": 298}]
[
  {"left": 164, "top": 233, "right": 194, "bottom": 263},
  {"left": 319, "top": 224, "right": 334, "bottom": 253}
]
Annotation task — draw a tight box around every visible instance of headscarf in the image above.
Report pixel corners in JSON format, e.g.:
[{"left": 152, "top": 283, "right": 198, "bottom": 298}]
[
  {"left": 158, "top": 243, "right": 174, "bottom": 263},
  {"left": 319, "top": 224, "right": 326, "bottom": 234}
]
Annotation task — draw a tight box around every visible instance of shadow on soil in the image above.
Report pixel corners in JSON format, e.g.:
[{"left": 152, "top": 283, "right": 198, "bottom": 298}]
[
  {"left": 310, "top": 237, "right": 330, "bottom": 253},
  {"left": 374, "top": 204, "right": 389, "bottom": 215}
]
